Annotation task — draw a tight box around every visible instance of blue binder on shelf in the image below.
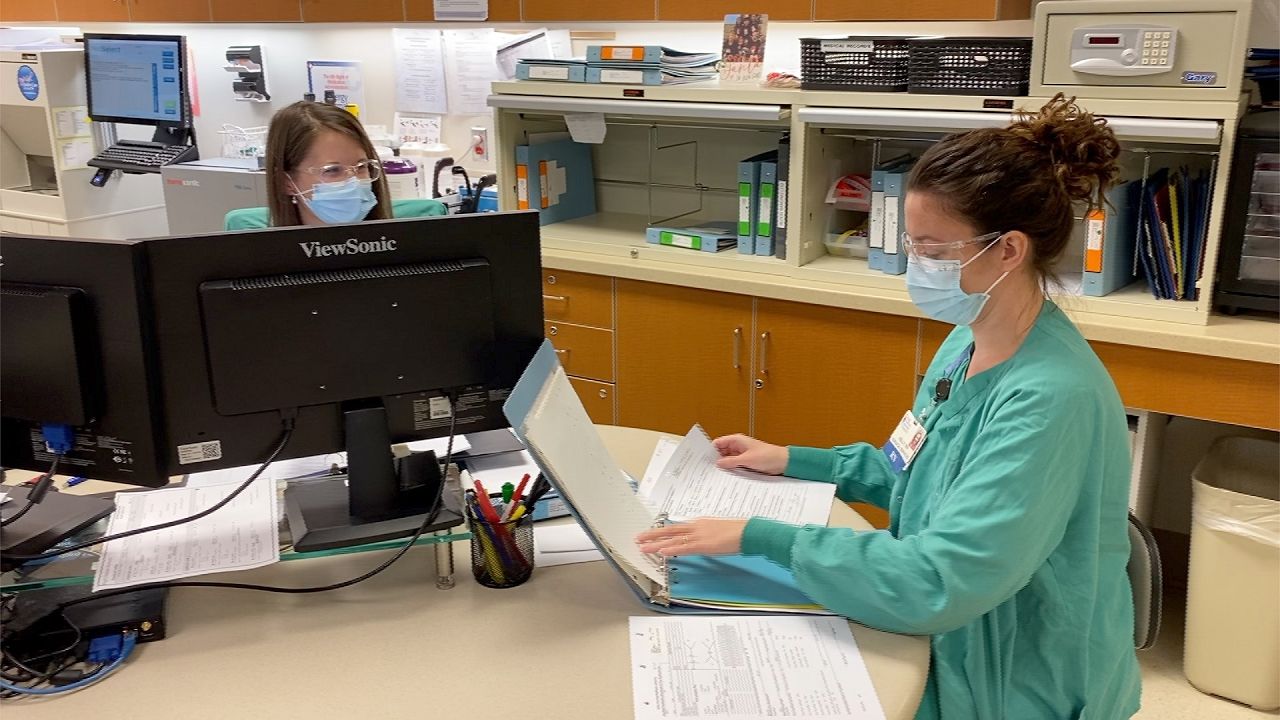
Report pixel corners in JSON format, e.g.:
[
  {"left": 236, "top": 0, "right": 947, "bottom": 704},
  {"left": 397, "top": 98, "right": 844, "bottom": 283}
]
[
  {"left": 516, "top": 59, "right": 587, "bottom": 83},
  {"left": 514, "top": 134, "right": 596, "bottom": 226},
  {"left": 1082, "top": 180, "right": 1140, "bottom": 297},
  {"left": 503, "top": 341, "right": 830, "bottom": 616},
  {"left": 881, "top": 165, "right": 913, "bottom": 276},
  {"left": 755, "top": 157, "right": 779, "bottom": 256},
  {"left": 867, "top": 154, "right": 913, "bottom": 272},
  {"left": 586, "top": 45, "right": 666, "bottom": 64},
  {"left": 645, "top": 221, "right": 737, "bottom": 253},
  {"left": 586, "top": 65, "right": 667, "bottom": 86}
]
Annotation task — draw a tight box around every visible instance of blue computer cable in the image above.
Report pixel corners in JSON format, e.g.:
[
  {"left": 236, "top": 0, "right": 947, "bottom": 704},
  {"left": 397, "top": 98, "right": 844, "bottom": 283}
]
[{"left": 0, "top": 631, "right": 137, "bottom": 697}]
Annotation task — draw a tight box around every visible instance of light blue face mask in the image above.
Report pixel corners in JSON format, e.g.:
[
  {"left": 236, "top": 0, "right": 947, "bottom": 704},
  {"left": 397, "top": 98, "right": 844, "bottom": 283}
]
[
  {"left": 905, "top": 235, "right": 1010, "bottom": 326},
  {"left": 293, "top": 177, "right": 377, "bottom": 225}
]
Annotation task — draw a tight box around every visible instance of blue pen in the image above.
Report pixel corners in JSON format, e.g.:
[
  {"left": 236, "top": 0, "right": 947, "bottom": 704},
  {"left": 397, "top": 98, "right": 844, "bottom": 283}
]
[{"left": 66, "top": 476, "right": 87, "bottom": 487}]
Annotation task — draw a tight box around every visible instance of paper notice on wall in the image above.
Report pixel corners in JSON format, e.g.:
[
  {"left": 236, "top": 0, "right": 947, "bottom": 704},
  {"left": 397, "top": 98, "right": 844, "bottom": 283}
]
[
  {"left": 434, "top": 0, "right": 487, "bottom": 21},
  {"left": 394, "top": 113, "right": 442, "bottom": 145},
  {"left": 392, "top": 28, "right": 449, "bottom": 115},
  {"left": 306, "top": 60, "right": 365, "bottom": 110},
  {"left": 443, "top": 29, "right": 499, "bottom": 116},
  {"left": 58, "top": 137, "right": 94, "bottom": 170},
  {"left": 53, "top": 106, "right": 90, "bottom": 139},
  {"left": 496, "top": 28, "right": 554, "bottom": 81}
]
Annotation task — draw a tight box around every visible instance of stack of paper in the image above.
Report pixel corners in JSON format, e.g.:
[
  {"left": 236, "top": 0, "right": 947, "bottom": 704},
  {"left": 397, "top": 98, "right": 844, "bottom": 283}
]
[{"left": 585, "top": 45, "right": 719, "bottom": 86}]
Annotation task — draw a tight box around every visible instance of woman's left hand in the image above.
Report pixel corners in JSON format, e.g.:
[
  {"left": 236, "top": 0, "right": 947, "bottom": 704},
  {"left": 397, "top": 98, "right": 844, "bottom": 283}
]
[{"left": 635, "top": 519, "right": 749, "bottom": 557}]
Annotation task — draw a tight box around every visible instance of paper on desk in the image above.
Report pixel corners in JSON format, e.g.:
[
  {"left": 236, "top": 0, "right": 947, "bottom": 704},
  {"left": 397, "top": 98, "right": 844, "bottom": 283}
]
[
  {"left": 646, "top": 425, "right": 834, "bottom": 526},
  {"left": 534, "top": 522, "right": 603, "bottom": 567},
  {"left": 629, "top": 615, "right": 885, "bottom": 720},
  {"left": 0, "top": 492, "right": 8, "bottom": 505},
  {"left": 402, "top": 434, "right": 472, "bottom": 458},
  {"left": 639, "top": 437, "right": 680, "bottom": 497},
  {"left": 465, "top": 449, "right": 540, "bottom": 490},
  {"left": 93, "top": 475, "right": 279, "bottom": 591}
]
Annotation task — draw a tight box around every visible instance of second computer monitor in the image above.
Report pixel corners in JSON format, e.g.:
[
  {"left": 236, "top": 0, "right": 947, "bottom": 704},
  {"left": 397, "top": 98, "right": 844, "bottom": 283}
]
[{"left": 83, "top": 33, "right": 190, "bottom": 128}]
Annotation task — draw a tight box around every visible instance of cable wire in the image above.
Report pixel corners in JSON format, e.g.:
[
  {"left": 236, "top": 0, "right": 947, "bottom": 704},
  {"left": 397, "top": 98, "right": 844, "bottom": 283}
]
[
  {"left": 2, "top": 422, "right": 295, "bottom": 563},
  {"left": 1, "top": 456, "right": 61, "bottom": 528},
  {"left": 0, "top": 633, "right": 136, "bottom": 696}
]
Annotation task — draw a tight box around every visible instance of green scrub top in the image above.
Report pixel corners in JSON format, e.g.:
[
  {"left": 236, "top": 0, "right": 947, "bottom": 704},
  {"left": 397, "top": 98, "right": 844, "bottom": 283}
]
[
  {"left": 741, "top": 300, "right": 1141, "bottom": 719},
  {"left": 223, "top": 198, "right": 447, "bottom": 231}
]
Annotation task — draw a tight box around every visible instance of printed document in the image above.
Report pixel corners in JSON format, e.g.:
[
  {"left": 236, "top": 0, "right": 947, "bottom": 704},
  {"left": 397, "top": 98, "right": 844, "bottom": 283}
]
[
  {"left": 93, "top": 475, "right": 279, "bottom": 591},
  {"left": 629, "top": 615, "right": 885, "bottom": 720},
  {"left": 645, "top": 425, "right": 834, "bottom": 526}
]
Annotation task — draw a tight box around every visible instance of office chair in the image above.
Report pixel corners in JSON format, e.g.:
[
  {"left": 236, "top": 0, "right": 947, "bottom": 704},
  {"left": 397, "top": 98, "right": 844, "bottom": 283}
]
[{"left": 1127, "top": 512, "right": 1163, "bottom": 650}]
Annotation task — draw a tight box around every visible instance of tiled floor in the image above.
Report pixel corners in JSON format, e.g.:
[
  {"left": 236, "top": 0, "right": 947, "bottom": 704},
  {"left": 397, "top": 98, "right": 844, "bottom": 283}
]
[{"left": 1134, "top": 589, "right": 1278, "bottom": 719}]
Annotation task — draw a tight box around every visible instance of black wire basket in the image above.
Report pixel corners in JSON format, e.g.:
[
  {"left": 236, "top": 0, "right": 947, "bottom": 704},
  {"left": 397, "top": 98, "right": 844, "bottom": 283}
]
[
  {"left": 801, "top": 37, "right": 911, "bottom": 92},
  {"left": 907, "top": 37, "right": 1033, "bottom": 96}
]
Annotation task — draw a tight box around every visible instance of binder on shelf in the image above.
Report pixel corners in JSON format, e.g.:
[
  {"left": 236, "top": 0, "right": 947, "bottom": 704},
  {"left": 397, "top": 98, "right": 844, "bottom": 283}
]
[
  {"left": 737, "top": 152, "right": 763, "bottom": 254},
  {"left": 867, "top": 153, "right": 912, "bottom": 272},
  {"left": 756, "top": 157, "right": 779, "bottom": 256},
  {"left": 646, "top": 221, "right": 737, "bottom": 253},
  {"left": 515, "top": 133, "right": 596, "bottom": 226},
  {"left": 586, "top": 45, "right": 665, "bottom": 64},
  {"left": 516, "top": 59, "right": 587, "bottom": 83},
  {"left": 1082, "top": 180, "right": 1140, "bottom": 297},
  {"left": 503, "top": 341, "right": 830, "bottom": 615},
  {"left": 881, "top": 165, "right": 913, "bottom": 276},
  {"left": 774, "top": 133, "right": 791, "bottom": 261}
]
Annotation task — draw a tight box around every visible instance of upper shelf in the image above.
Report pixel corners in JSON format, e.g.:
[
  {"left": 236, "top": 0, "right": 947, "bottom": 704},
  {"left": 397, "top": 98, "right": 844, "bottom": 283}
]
[{"left": 490, "top": 80, "right": 1247, "bottom": 122}]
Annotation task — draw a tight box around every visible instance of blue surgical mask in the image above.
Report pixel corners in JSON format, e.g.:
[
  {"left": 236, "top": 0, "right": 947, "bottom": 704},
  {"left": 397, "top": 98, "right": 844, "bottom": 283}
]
[
  {"left": 905, "top": 236, "right": 1010, "bottom": 326},
  {"left": 293, "top": 177, "right": 377, "bottom": 225}
]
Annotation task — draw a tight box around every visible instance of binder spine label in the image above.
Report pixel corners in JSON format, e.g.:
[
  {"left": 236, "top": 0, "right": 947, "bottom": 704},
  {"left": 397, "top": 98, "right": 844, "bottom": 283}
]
[
  {"left": 776, "top": 180, "right": 788, "bottom": 230},
  {"left": 884, "top": 201, "right": 901, "bottom": 253},
  {"left": 758, "top": 184, "right": 775, "bottom": 237},
  {"left": 529, "top": 65, "right": 570, "bottom": 81},
  {"left": 602, "top": 46, "right": 643, "bottom": 61},
  {"left": 738, "top": 182, "right": 752, "bottom": 235},
  {"left": 600, "top": 68, "right": 644, "bottom": 84},
  {"left": 516, "top": 164, "right": 529, "bottom": 210},
  {"left": 538, "top": 160, "right": 549, "bottom": 209},
  {"left": 660, "top": 231, "right": 699, "bottom": 250},
  {"left": 870, "top": 191, "right": 886, "bottom": 248},
  {"left": 1085, "top": 208, "right": 1105, "bottom": 273}
]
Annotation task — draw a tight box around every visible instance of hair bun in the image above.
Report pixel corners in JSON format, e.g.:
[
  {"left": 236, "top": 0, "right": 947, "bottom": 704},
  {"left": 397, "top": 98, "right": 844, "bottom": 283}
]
[{"left": 1008, "top": 93, "right": 1121, "bottom": 209}]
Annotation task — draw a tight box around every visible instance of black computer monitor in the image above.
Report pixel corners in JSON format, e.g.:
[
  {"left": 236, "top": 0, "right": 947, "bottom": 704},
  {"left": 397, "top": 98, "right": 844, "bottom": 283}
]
[
  {"left": 83, "top": 33, "right": 193, "bottom": 149},
  {"left": 0, "top": 235, "right": 166, "bottom": 486},
  {"left": 145, "top": 212, "right": 544, "bottom": 550}
]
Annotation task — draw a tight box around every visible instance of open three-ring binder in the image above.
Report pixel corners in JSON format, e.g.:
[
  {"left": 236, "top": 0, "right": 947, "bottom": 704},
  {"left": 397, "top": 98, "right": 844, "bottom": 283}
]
[{"left": 503, "top": 340, "right": 829, "bottom": 615}]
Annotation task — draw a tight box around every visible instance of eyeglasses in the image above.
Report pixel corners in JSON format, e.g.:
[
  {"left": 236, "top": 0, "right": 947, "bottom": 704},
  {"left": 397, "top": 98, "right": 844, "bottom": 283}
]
[
  {"left": 296, "top": 159, "right": 382, "bottom": 183},
  {"left": 902, "top": 230, "right": 1004, "bottom": 261}
]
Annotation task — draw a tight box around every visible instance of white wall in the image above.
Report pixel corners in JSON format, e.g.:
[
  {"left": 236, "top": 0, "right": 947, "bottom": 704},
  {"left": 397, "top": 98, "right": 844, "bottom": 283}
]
[{"left": 51, "top": 18, "right": 1033, "bottom": 179}]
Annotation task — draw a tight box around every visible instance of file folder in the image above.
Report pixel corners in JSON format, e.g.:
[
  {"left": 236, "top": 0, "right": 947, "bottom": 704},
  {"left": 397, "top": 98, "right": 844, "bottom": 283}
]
[
  {"left": 516, "top": 134, "right": 596, "bottom": 226},
  {"left": 645, "top": 221, "right": 737, "bottom": 252},
  {"left": 586, "top": 45, "right": 665, "bottom": 64},
  {"left": 867, "top": 153, "right": 912, "bottom": 272},
  {"left": 503, "top": 341, "right": 830, "bottom": 616}
]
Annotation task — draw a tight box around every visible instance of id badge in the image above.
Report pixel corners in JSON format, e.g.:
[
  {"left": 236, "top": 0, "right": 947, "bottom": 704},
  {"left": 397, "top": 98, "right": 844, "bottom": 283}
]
[{"left": 882, "top": 411, "right": 927, "bottom": 472}]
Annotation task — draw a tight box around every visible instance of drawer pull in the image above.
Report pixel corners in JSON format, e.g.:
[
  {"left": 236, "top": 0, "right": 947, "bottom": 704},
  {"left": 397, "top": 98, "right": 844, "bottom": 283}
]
[
  {"left": 759, "top": 331, "right": 770, "bottom": 374},
  {"left": 732, "top": 327, "right": 742, "bottom": 369},
  {"left": 542, "top": 294, "right": 568, "bottom": 303}
]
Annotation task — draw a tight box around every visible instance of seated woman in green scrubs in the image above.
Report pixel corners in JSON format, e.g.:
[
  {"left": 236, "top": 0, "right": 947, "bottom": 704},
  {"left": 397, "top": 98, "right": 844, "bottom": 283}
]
[
  {"left": 636, "top": 94, "right": 1142, "bottom": 719},
  {"left": 224, "top": 101, "right": 445, "bottom": 230}
]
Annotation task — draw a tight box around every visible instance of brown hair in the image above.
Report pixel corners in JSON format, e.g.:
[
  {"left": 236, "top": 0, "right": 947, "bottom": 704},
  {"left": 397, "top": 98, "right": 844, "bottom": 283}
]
[
  {"left": 907, "top": 93, "right": 1121, "bottom": 285},
  {"left": 265, "top": 101, "right": 392, "bottom": 227}
]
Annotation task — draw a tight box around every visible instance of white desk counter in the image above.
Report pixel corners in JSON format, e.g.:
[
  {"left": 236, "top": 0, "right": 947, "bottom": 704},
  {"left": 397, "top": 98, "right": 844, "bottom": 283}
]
[{"left": 7, "top": 426, "right": 929, "bottom": 719}]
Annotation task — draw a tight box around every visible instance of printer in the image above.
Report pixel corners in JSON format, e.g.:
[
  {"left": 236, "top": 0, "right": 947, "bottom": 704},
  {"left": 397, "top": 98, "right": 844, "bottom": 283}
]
[{"left": 161, "top": 157, "right": 268, "bottom": 234}]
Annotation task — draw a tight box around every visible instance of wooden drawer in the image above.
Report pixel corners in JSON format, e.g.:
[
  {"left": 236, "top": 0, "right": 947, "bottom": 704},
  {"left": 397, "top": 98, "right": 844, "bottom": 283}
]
[
  {"left": 569, "top": 377, "right": 616, "bottom": 425},
  {"left": 543, "top": 270, "right": 613, "bottom": 329},
  {"left": 546, "top": 322, "right": 614, "bottom": 383}
]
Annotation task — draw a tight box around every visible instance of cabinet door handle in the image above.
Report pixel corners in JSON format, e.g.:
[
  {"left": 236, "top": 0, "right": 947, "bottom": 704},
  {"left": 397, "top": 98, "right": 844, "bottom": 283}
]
[
  {"left": 732, "top": 327, "right": 742, "bottom": 369},
  {"left": 758, "top": 331, "right": 770, "bottom": 374},
  {"left": 543, "top": 294, "right": 568, "bottom": 303}
]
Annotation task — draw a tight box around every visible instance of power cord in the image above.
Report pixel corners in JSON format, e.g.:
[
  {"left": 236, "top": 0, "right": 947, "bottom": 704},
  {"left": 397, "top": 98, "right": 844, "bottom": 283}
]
[
  {"left": 1, "top": 455, "right": 61, "bottom": 529},
  {"left": 1, "top": 417, "right": 296, "bottom": 564},
  {"left": 0, "top": 631, "right": 136, "bottom": 696}
]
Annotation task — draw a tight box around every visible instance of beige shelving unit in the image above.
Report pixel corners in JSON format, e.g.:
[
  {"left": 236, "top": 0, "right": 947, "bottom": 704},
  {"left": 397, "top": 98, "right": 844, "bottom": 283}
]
[{"left": 489, "top": 80, "right": 1263, "bottom": 339}]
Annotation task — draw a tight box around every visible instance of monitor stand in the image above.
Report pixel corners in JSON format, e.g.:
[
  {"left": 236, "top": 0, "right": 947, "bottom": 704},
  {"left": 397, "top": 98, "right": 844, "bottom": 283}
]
[{"left": 283, "top": 404, "right": 463, "bottom": 553}]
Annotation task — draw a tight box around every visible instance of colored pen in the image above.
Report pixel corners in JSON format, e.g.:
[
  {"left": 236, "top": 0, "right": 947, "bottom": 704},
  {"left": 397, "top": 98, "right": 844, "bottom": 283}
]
[
  {"left": 501, "top": 482, "right": 514, "bottom": 504},
  {"left": 66, "top": 476, "right": 87, "bottom": 487}
]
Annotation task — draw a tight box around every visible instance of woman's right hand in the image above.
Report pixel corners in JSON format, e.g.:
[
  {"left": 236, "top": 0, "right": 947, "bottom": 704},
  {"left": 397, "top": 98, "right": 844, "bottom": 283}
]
[{"left": 712, "top": 434, "right": 788, "bottom": 475}]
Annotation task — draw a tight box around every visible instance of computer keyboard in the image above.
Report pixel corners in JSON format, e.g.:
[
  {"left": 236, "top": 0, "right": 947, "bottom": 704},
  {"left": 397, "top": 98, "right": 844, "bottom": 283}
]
[{"left": 88, "top": 141, "right": 199, "bottom": 174}]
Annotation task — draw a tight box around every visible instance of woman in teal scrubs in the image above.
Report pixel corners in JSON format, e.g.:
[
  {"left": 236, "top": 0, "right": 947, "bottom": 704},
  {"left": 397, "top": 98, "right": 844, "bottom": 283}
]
[{"left": 636, "top": 94, "right": 1142, "bottom": 719}]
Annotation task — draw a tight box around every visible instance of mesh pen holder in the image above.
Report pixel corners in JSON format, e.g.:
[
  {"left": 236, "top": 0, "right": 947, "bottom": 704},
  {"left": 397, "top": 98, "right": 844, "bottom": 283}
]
[{"left": 466, "top": 496, "right": 534, "bottom": 589}]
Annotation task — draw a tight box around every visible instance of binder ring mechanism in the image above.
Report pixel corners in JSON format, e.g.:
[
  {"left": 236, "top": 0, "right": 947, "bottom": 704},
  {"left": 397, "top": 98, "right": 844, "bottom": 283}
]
[{"left": 651, "top": 512, "right": 674, "bottom": 605}]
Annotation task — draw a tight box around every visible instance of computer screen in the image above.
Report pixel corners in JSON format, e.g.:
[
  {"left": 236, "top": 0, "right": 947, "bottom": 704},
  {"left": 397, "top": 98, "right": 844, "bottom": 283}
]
[
  {"left": 0, "top": 235, "right": 167, "bottom": 486},
  {"left": 83, "top": 33, "right": 188, "bottom": 126}
]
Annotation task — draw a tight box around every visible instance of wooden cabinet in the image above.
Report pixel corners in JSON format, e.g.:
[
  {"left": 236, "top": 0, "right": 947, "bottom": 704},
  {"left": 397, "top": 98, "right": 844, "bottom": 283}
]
[
  {"left": 657, "top": 0, "right": 807, "bottom": 21},
  {"left": 521, "top": 0, "right": 654, "bottom": 21},
  {"left": 2, "top": 0, "right": 57, "bottom": 21},
  {"left": 128, "top": 0, "right": 211, "bottom": 20},
  {"left": 301, "top": 0, "right": 402, "bottom": 21},
  {"left": 570, "top": 377, "right": 616, "bottom": 425},
  {"left": 545, "top": 321, "right": 613, "bottom": 383},
  {"left": 405, "top": 0, "right": 518, "bottom": 20},
  {"left": 616, "top": 280, "right": 752, "bottom": 438},
  {"left": 752, "top": 299, "right": 919, "bottom": 449},
  {"left": 55, "top": 0, "right": 129, "bottom": 21},
  {"left": 543, "top": 269, "right": 613, "bottom": 329},
  {"left": 814, "top": 0, "right": 1029, "bottom": 20},
  {"left": 211, "top": 0, "right": 301, "bottom": 21}
]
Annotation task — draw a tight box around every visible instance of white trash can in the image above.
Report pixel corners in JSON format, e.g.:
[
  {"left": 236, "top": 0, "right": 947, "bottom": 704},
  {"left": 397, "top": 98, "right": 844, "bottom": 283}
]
[{"left": 1185, "top": 436, "right": 1280, "bottom": 710}]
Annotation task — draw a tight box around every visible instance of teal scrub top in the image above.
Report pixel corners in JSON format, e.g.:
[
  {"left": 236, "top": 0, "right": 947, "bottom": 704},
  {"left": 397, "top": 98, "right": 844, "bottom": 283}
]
[
  {"left": 223, "top": 198, "right": 448, "bottom": 231},
  {"left": 741, "top": 300, "right": 1141, "bottom": 719}
]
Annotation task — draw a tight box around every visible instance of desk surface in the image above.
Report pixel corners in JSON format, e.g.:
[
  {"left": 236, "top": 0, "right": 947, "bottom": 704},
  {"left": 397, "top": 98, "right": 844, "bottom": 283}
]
[{"left": 7, "top": 426, "right": 929, "bottom": 719}]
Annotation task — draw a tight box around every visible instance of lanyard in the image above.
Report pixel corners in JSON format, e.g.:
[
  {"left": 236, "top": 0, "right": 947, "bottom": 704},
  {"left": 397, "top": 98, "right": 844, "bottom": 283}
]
[{"left": 920, "top": 343, "right": 974, "bottom": 422}]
